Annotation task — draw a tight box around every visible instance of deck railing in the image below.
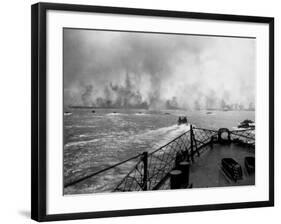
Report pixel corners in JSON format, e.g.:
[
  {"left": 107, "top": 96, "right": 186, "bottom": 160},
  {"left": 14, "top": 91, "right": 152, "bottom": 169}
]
[
  {"left": 64, "top": 126, "right": 255, "bottom": 193},
  {"left": 230, "top": 129, "right": 255, "bottom": 148},
  {"left": 113, "top": 126, "right": 218, "bottom": 191}
]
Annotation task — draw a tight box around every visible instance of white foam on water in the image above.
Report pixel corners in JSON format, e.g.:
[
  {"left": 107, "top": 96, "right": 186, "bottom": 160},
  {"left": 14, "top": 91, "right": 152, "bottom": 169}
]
[
  {"left": 106, "top": 112, "right": 122, "bottom": 116},
  {"left": 133, "top": 124, "right": 191, "bottom": 150},
  {"left": 153, "top": 124, "right": 191, "bottom": 149},
  {"left": 134, "top": 112, "right": 147, "bottom": 116},
  {"left": 64, "top": 138, "right": 100, "bottom": 148}
]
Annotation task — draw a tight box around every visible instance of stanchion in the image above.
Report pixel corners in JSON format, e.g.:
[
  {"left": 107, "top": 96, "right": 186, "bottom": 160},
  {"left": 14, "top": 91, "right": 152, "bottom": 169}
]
[
  {"left": 170, "top": 170, "right": 182, "bottom": 189},
  {"left": 179, "top": 161, "right": 190, "bottom": 186}
]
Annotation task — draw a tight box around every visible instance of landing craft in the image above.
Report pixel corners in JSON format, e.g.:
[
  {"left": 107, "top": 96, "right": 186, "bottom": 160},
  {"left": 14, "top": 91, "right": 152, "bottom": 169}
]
[
  {"left": 178, "top": 116, "right": 188, "bottom": 125},
  {"left": 64, "top": 111, "right": 72, "bottom": 116},
  {"left": 238, "top": 119, "right": 255, "bottom": 129},
  {"left": 232, "top": 119, "right": 255, "bottom": 131}
]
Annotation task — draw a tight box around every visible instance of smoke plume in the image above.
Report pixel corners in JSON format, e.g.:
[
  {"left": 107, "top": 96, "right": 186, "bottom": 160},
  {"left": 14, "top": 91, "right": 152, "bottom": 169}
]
[{"left": 63, "top": 29, "right": 256, "bottom": 110}]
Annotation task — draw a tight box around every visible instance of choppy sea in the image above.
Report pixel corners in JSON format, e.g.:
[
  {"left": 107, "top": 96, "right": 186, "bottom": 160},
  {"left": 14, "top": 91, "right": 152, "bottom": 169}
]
[{"left": 63, "top": 108, "right": 254, "bottom": 194}]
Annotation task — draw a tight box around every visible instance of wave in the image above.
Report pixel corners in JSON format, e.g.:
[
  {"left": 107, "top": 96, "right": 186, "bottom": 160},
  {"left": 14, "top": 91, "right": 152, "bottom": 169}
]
[
  {"left": 64, "top": 123, "right": 190, "bottom": 151},
  {"left": 64, "top": 138, "right": 99, "bottom": 148},
  {"left": 134, "top": 112, "right": 147, "bottom": 116},
  {"left": 145, "top": 124, "right": 189, "bottom": 136},
  {"left": 133, "top": 124, "right": 190, "bottom": 150},
  {"left": 106, "top": 112, "right": 122, "bottom": 116}
]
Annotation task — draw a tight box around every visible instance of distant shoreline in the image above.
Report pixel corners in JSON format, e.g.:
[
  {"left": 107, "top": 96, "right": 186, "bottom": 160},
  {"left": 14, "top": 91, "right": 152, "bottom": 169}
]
[
  {"left": 68, "top": 106, "right": 149, "bottom": 109},
  {"left": 66, "top": 106, "right": 255, "bottom": 112}
]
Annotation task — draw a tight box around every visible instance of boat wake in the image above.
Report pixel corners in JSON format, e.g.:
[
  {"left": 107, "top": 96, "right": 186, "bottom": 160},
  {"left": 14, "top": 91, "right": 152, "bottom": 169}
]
[
  {"left": 64, "top": 138, "right": 99, "bottom": 148},
  {"left": 134, "top": 112, "right": 147, "bottom": 116},
  {"left": 106, "top": 112, "right": 122, "bottom": 116},
  {"left": 133, "top": 124, "right": 191, "bottom": 150}
]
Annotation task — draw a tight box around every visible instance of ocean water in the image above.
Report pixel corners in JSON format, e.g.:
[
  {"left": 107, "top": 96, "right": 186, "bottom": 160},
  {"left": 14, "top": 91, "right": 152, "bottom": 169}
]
[{"left": 63, "top": 108, "right": 254, "bottom": 194}]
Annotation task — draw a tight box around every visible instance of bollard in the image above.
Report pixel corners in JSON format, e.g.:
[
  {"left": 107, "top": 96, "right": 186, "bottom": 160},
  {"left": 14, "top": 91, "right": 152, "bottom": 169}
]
[
  {"left": 142, "top": 152, "right": 148, "bottom": 190},
  {"left": 170, "top": 170, "right": 182, "bottom": 189},
  {"left": 179, "top": 161, "right": 190, "bottom": 186}
]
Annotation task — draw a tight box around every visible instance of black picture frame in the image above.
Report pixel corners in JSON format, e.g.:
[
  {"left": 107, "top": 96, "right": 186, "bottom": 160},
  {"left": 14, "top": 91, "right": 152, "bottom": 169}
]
[{"left": 31, "top": 2, "right": 274, "bottom": 222}]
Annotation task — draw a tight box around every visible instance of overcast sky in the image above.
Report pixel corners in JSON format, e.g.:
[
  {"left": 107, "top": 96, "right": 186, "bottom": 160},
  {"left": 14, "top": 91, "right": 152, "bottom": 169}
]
[{"left": 63, "top": 28, "right": 256, "bottom": 110}]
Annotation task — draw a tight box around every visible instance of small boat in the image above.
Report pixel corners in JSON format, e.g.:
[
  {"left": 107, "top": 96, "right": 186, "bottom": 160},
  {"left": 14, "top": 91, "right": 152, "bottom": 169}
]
[
  {"left": 178, "top": 116, "right": 188, "bottom": 125},
  {"left": 64, "top": 111, "right": 72, "bottom": 116},
  {"left": 221, "top": 158, "right": 243, "bottom": 182},
  {"left": 135, "top": 112, "right": 145, "bottom": 116},
  {"left": 92, "top": 110, "right": 95, "bottom": 113},
  {"left": 238, "top": 119, "right": 255, "bottom": 129}
]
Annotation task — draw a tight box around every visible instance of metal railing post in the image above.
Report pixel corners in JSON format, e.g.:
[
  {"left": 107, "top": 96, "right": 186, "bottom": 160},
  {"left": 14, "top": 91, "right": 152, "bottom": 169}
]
[
  {"left": 190, "top": 125, "right": 194, "bottom": 162},
  {"left": 142, "top": 151, "right": 148, "bottom": 190}
]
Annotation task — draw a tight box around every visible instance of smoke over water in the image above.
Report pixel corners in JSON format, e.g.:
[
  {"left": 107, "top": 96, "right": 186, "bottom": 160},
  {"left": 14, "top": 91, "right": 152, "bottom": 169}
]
[{"left": 64, "top": 29, "right": 256, "bottom": 110}]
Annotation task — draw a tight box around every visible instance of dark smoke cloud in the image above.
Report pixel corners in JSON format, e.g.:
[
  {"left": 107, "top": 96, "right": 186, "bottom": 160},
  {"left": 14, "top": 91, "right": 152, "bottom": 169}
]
[{"left": 63, "top": 29, "right": 256, "bottom": 110}]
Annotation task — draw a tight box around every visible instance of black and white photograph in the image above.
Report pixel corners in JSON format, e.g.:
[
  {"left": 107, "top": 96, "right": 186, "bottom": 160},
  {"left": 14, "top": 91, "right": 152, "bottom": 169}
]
[
  {"left": 63, "top": 28, "right": 256, "bottom": 195},
  {"left": 29, "top": 2, "right": 274, "bottom": 222}
]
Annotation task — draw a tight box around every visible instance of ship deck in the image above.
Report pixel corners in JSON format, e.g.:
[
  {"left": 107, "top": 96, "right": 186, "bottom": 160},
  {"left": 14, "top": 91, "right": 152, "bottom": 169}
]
[
  {"left": 189, "top": 143, "right": 255, "bottom": 188},
  {"left": 64, "top": 127, "right": 255, "bottom": 193}
]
